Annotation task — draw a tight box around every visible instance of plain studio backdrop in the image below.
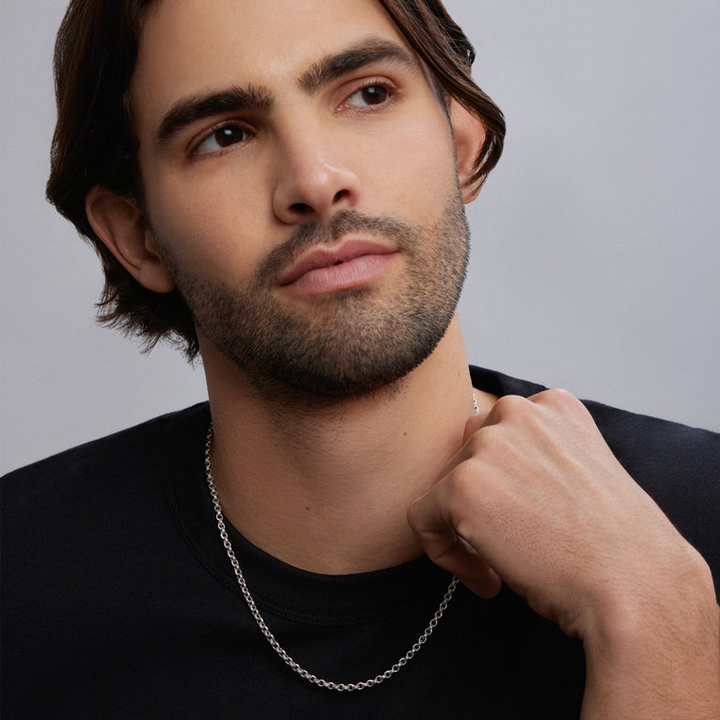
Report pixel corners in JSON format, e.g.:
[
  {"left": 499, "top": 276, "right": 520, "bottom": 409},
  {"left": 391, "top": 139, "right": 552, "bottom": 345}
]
[{"left": 1, "top": 1, "right": 718, "bottom": 474}]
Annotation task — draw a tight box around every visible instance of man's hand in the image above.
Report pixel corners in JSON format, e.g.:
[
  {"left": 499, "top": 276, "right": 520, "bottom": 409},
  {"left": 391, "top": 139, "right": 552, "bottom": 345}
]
[{"left": 407, "top": 390, "right": 720, "bottom": 718}]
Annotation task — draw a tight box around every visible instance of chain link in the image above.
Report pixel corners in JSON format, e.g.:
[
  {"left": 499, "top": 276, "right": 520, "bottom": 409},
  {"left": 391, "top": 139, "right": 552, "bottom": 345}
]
[{"left": 204, "top": 425, "right": 459, "bottom": 692}]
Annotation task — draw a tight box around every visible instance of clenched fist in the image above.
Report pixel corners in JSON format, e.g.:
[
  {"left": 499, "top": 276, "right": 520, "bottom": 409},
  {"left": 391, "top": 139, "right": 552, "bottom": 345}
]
[{"left": 408, "top": 389, "right": 720, "bottom": 719}]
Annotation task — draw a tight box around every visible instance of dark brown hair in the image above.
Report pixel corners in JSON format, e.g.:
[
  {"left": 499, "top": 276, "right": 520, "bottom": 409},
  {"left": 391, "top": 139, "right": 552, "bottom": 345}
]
[{"left": 47, "top": 0, "right": 505, "bottom": 359}]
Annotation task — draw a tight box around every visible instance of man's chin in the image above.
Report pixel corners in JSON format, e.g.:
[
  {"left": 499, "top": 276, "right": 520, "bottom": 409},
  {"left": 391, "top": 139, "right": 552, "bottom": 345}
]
[{"left": 220, "top": 310, "right": 452, "bottom": 406}]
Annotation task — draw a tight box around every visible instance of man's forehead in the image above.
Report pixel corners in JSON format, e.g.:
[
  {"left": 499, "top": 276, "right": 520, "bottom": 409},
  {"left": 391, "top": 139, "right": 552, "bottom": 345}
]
[{"left": 132, "top": 0, "right": 411, "bottom": 107}]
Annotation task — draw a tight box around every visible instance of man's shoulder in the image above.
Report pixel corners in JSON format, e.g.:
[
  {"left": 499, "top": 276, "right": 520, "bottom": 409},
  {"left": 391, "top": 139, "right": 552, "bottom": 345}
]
[
  {"left": 471, "top": 364, "right": 719, "bottom": 477},
  {"left": 1, "top": 402, "right": 210, "bottom": 506},
  {"left": 581, "top": 396, "right": 719, "bottom": 475},
  {"left": 470, "top": 364, "right": 719, "bottom": 454}
]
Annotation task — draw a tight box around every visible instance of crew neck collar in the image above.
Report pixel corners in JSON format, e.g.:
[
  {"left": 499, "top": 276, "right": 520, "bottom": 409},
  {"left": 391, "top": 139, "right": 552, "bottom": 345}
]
[{"left": 162, "top": 367, "right": 539, "bottom": 624}]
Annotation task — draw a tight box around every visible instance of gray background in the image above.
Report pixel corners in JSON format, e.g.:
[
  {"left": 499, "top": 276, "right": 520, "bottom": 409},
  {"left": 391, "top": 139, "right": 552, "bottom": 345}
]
[{"left": 1, "top": 0, "right": 718, "bottom": 474}]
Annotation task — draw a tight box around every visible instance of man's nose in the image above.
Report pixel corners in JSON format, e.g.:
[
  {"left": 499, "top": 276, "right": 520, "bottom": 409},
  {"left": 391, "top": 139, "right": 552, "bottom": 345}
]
[{"left": 271, "top": 124, "right": 361, "bottom": 225}]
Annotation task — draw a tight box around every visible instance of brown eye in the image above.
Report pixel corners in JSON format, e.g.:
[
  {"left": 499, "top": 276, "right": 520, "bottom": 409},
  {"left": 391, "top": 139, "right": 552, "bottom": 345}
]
[
  {"left": 345, "top": 85, "right": 390, "bottom": 108},
  {"left": 196, "top": 124, "right": 248, "bottom": 154},
  {"left": 361, "top": 86, "right": 389, "bottom": 104}
]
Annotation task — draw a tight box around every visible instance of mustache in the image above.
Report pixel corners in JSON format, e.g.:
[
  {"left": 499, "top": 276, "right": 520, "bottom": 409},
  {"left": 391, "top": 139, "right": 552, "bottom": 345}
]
[{"left": 257, "top": 210, "right": 415, "bottom": 285}]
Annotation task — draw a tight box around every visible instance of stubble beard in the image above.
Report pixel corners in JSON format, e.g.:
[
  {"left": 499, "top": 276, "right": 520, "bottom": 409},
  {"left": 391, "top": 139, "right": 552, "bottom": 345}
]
[{"left": 154, "top": 192, "right": 470, "bottom": 404}]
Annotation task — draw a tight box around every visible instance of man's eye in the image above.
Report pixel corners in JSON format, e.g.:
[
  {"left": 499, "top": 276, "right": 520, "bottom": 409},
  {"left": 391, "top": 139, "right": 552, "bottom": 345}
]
[
  {"left": 344, "top": 85, "right": 391, "bottom": 108},
  {"left": 195, "top": 124, "right": 249, "bottom": 154}
]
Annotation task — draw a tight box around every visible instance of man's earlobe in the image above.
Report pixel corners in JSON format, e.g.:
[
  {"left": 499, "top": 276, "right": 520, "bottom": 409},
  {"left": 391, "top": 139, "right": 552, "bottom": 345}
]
[
  {"left": 449, "top": 100, "right": 486, "bottom": 204},
  {"left": 85, "top": 186, "right": 175, "bottom": 293}
]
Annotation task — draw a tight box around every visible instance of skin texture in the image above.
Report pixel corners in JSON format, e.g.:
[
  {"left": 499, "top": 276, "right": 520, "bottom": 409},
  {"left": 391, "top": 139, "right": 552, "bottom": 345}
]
[
  {"left": 84, "top": 0, "right": 720, "bottom": 715},
  {"left": 148, "top": 198, "right": 471, "bottom": 402},
  {"left": 408, "top": 390, "right": 720, "bottom": 717}
]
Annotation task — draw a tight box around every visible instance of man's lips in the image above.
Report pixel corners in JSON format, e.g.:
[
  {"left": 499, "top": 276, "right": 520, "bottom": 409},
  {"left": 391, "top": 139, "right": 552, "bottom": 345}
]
[{"left": 278, "top": 239, "right": 396, "bottom": 287}]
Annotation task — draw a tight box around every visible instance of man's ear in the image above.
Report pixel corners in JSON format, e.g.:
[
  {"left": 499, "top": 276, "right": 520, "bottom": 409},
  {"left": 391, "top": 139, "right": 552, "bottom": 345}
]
[
  {"left": 449, "top": 100, "right": 486, "bottom": 203},
  {"left": 85, "top": 185, "right": 175, "bottom": 293}
]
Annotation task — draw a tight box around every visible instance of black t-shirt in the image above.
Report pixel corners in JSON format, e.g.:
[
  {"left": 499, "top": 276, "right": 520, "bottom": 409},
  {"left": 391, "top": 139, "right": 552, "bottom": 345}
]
[{"left": 2, "top": 367, "right": 718, "bottom": 718}]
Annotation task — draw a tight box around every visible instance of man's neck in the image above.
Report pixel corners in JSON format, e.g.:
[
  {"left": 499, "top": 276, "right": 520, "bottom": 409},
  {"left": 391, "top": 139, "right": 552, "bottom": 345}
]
[{"left": 200, "top": 317, "right": 493, "bottom": 574}]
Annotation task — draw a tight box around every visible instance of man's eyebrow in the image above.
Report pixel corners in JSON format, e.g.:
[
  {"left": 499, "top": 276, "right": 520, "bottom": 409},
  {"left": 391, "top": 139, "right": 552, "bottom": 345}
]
[
  {"left": 155, "top": 85, "right": 274, "bottom": 146},
  {"left": 298, "top": 38, "right": 419, "bottom": 94},
  {"left": 153, "top": 40, "right": 416, "bottom": 145}
]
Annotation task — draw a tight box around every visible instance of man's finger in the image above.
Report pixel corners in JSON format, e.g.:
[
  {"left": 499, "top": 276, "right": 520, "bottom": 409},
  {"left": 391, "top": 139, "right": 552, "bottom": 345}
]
[
  {"left": 463, "top": 407, "right": 487, "bottom": 443},
  {"left": 407, "top": 490, "right": 502, "bottom": 599}
]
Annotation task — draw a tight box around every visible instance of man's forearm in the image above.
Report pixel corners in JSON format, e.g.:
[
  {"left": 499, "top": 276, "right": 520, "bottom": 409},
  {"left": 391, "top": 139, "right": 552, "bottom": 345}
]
[{"left": 581, "top": 550, "right": 719, "bottom": 719}]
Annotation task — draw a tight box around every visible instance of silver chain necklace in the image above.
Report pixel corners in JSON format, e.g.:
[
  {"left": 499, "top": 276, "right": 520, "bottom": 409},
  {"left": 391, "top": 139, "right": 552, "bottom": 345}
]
[{"left": 203, "top": 393, "right": 477, "bottom": 692}]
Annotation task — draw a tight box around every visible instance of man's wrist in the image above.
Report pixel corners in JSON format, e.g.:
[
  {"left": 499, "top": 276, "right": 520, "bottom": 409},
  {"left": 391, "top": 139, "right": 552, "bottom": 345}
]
[{"left": 580, "top": 549, "right": 719, "bottom": 719}]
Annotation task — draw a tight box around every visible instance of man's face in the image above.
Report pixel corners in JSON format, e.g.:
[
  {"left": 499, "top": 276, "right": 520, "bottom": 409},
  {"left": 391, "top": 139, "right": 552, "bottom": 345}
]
[{"left": 130, "top": 0, "right": 471, "bottom": 400}]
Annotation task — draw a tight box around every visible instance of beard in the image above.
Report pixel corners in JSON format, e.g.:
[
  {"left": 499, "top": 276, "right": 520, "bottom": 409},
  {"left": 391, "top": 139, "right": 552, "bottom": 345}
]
[{"left": 154, "top": 192, "right": 469, "bottom": 402}]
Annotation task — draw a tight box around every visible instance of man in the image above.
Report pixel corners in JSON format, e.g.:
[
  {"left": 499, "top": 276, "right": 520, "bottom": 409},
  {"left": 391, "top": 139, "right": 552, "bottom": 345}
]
[{"left": 2, "top": 0, "right": 718, "bottom": 717}]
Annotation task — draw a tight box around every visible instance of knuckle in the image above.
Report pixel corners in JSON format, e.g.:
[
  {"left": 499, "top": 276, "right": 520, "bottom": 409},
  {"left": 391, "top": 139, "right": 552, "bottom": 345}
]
[
  {"left": 534, "top": 388, "right": 586, "bottom": 416},
  {"left": 490, "top": 394, "right": 530, "bottom": 419},
  {"left": 447, "top": 459, "right": 483, "bottom": 501},
  {"left": 454, "top": 516, "right": 478, "bottom": 547},
  {"left": 549, "top": 387, "right": 578, "bottom": 404},
  {"left": 464, "top": 423, "right": 506, "bottom": 458}
]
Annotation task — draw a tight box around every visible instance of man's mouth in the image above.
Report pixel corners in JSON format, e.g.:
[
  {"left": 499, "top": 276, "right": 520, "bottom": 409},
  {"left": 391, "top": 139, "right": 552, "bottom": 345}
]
[{"left": 278, "top": 239, "right": 397, "bottom": 295}]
